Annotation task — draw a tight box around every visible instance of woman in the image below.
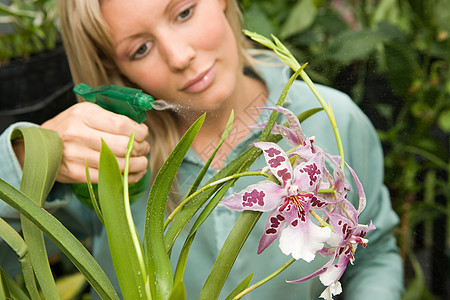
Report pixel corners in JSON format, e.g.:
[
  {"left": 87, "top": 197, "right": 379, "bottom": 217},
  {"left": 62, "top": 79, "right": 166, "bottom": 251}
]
[{"left": 0, "top": 0, "right": 403, "bottom": 298}]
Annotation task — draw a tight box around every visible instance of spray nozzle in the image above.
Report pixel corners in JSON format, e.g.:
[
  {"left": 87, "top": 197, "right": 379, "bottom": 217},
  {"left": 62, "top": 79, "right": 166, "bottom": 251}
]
[{"left": 73, "top": 83, "right": 155, "bottom": 123}]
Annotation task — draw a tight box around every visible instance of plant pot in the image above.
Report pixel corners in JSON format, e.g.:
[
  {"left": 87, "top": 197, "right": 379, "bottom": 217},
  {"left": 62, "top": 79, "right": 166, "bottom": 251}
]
[{"left": 0, "top": 47, "right": 77, "bottom": 131}]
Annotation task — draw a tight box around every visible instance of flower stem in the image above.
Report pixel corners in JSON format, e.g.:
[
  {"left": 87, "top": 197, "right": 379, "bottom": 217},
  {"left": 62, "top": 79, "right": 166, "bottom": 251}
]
[
  {"left": 298, "top": 70, "right": 345, "bottom": 170},
  {"left": 164, "top": 171, "right": 269, "bottom": 229},
  {"left": 318, "top": 188, "right": 334, "bottom": 194},
  {"left": 310, "top": 210, "right": 334, "bottom": 232},
  {"left": 233, "top": 258, "right": 296, "bottom": 299}
]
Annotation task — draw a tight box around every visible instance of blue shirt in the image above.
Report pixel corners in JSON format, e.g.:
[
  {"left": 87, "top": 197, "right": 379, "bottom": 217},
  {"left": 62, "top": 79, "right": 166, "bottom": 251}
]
[{"left": 0, "top": 52, "right": 403, "bottom": 299}]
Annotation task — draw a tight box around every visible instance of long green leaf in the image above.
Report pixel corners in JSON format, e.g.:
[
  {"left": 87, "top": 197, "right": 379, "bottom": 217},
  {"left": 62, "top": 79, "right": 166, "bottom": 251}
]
[
  {"left": 0, "top": 265, "right": 30, "bottom": 300},
  {"left": 98, "top": 138, "right": 149, "bottom": 300},
  {"left": 185, "top": 110, "right": 234, "bottom": 196},
  {"left": 0, "top": 266, "right": 5, "bottom": 299},
  {"left": 280, "top": 0, "right": 317, "bottom": 39},
  {"left": 85, "top": 162, "right": 104, "bottom": 225},
  {"left": 225, "top": 273, "right": 253, "bottom": 300},
  {"left": 0, "top": 217, "right": 38, "bottom": 299},
  {"left": 14, "top": 127, "right": 61, "bottom": 299},
  {"left": 173, "top": 181, "right": 233, "bottom": 285},
  {"left": 144, "top": 114, "right": 205, "bottom": 300},
  {"left": 0, "top": 180, "right": 119, "bottom": 300},
  {"left": 199, "top": 211, "right": 262, "bottom": 300},
  {"left": 168, "top": 281, "right": 186, "bottom": 300}
]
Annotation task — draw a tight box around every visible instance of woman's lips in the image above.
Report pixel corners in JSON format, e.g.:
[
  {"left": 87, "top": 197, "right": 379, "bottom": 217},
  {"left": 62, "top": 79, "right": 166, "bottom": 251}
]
[{"left": 182, "top": 64, "right": 216, "bottom": 93}]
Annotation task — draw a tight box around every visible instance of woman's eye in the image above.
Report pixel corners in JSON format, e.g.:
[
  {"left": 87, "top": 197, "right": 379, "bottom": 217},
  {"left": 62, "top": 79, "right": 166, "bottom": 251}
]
[
  {"left": 132, "top": 42, "right": 151, "bottom": 60},
  {"left": 177, "top": 6, "right": 194, "bottom": 21}
]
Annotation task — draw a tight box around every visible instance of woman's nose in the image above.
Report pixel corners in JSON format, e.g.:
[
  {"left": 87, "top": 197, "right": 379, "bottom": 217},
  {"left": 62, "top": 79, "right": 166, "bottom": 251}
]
[{"left": 158, "top": 34, "right": 195, "bottom": 72}]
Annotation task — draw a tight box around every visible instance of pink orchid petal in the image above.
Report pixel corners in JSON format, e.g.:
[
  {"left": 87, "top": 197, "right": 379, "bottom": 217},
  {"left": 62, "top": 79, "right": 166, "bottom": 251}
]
[
  {"left": 290, "top": 138, "right": 317, "bottom": 162},
  {"left": 253, "top": 142, "right": 293, "bottom": 186},
  {"left": 353, "top": 221, "right": 376, "bottom": 242},
  {"left": 345, "top": 161, "right": 367, "bottom": 215},
  {"left": 279, "top": 219, "right": 332, "bottom": 262},
  {"left": 221, "top": 181, "right": 286, "bottom": 212},
  {"left": 248, "top": 122, "right": 267, "bottom": 130},
  {"left": 254, "top": 106, "right": 304, "bottom": 144},
  {"left": 292, "top": 154, "right": 324, "bottom": 192},
  {"left": 309, "top": 194, "right": 334, "bottom": 211},
  {"left": 271, "top": 124, "right": 300, "bottom": 147},
  {"left": 324, "top": 208, "right": 356, "bottom": 245},
  {"left": 258, "top": 209, "right": 287, "bottom": 254},
  {"left": 249, "top": 122, "right": 300, "bottom": 146}
]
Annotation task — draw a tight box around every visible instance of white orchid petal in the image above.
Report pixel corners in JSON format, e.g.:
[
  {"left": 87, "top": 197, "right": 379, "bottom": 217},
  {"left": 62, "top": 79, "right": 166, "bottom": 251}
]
[
  {"left": 279, "top": 220, "right": 331, "bottom": 262},
  {"left": 319, "top": 264, "right": 341, "bottom": 286},
  {"left": 319, "top": 281, "right": 342, "bottom": 300}
]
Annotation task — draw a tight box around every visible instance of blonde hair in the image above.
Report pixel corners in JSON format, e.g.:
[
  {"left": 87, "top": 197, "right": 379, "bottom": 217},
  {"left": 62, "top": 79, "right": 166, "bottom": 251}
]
[{"left": 57, "top": 0, "right": 252, "bottom": 205}]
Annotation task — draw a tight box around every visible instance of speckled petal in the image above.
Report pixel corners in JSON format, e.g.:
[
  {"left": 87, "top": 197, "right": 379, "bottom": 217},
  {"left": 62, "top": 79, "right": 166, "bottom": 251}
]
[
  {"left": 292, "top": 154, "right": 324, "bottom": 192},
  {"left": 221, "top": 181, "right": 286, "bottom": 212},
  {"left": 253, "top": 142, "right": 293, "bottom": 186},
  {"left": 258, "top": 209, "right": 287, "bottom": 254}
]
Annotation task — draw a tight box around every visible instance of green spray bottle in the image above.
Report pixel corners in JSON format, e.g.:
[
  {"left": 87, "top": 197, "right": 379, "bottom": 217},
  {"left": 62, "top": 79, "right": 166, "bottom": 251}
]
[{"left": 71, "top": 83, "right": 168, "bottom": 208}]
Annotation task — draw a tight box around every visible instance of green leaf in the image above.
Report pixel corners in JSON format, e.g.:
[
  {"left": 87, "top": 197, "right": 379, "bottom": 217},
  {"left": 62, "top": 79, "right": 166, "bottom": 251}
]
[
  {"left": 433, "top": 0, "right": 450, "bottom": 33},
  {"left": 0, "top": 217, "right": 39, "bottom": 299},
  {"left": 168, "top": 281, "right": 186, "bottom": 300},
  {"left": 85, "top": 161, "right": 104, "bottom": 224},
  {"left": 437, "top": 109, "right": 450, "bottom": 133},
  {"left": 322, "top": 29, "right": 387, "bottom": 63},
  {"left": 402, "top": 251, "right": 430, "bottom": 300},
  {"left": 280, "top": 0, "right": 317, "bottom": 39},
  {"left": 171, "top": 112, "right": 235, "bottom": 286},
  {"left": 0, "top": 265, "right": 30, "bottom": 300},
  {"left": 297, "top": 107, "right": 324, "bottom": 122},
  {"left": 243, "top": 3, "right": 277, "bottom": 38},
  {"left": 98, "top": 139, "right": 149, "bottom": 299},
  {"left": 14, "top": 127, "right": 61, "bottom": 299},
  {"left": 144, "top": 114, "right": 205, "bottom": 300},
  {"left": 173, "top": 180, "right": 234, "bottom": 285},
  {"left": 384, "top": 41, "right": 419, "bottom": 96},
  {"left": 0, "top": 266, "right": 5, "bottom": 299},
  {"left": 199, "top": 211, "right": 262, "bottom": 300},
  {"left": 0, "top": 179, "right": 119, "bottom": 300},
  {"left": 225, "top": 273, "right": 253, "bottom": 300},
  {"left": 186, "top": 110, "right": 234, "bottom": 196},
  {"left": 12, "top": 127, "right": 61, "bottom": 206}
]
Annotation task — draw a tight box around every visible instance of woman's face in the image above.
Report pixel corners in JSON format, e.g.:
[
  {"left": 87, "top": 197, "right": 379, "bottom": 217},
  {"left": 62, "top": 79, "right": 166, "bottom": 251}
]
[{"left": 101, "top": 0, "right": 240, "bottom": 112}]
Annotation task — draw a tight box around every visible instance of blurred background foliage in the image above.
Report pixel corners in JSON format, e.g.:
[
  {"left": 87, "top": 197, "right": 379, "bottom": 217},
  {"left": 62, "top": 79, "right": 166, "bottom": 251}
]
[
  {"left": 241, "top": 0, "right": 449, "bottom": 299},
  {"left": 0, "top": 0, "right": 59, "bottom": 65}
]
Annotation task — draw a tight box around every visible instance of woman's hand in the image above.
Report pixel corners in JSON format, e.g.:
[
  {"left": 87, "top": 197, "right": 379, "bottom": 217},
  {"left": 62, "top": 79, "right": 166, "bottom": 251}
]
[{"left": 40, "top": 102, "right": 150, "bottom": 184}]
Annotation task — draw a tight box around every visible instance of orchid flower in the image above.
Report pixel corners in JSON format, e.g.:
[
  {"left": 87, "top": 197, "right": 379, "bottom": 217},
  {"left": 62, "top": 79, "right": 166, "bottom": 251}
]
[
  {"left": 288, "top": 189, "right": 375, "bottom": 300},
  {"left": 221, "top": 142, "right": 333, "bottom": 262},
  {"left": 224, "top": 105, "right": 374, "bottom": 300}
]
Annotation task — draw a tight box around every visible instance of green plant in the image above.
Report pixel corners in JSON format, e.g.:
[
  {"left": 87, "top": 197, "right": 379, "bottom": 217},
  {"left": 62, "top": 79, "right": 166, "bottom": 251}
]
[{"left": 0, "top": 0, "right": 59, "bottom": 64}]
